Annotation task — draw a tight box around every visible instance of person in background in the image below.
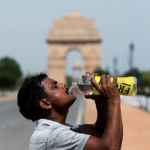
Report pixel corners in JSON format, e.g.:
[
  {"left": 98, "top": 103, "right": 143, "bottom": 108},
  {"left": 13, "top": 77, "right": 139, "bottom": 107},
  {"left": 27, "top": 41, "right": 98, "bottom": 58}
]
[{"left": 17, "top": 72, "right": 123, "bottom": 150}]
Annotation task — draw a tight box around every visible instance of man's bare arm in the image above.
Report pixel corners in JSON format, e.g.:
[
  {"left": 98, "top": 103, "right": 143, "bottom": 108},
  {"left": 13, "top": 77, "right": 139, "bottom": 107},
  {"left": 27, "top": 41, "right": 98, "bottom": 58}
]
[
  {"left": 82, "top": 72, "right": 111, "bottom": 137},
  {"left": 83, "top": 74, "right": 123, "bottom": 150},
  {"left": 83, "top": 95, "right": 123, "bottom": 140},
  {"left": 83, "top": 94, "right": 108, "bottom": 138}
]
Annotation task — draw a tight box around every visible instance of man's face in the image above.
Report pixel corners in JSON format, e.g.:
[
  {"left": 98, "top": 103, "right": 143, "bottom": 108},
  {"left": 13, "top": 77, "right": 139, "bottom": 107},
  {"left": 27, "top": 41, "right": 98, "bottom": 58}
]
[{"left": 41, "top": 77, "right": 76, "bottom": 111}]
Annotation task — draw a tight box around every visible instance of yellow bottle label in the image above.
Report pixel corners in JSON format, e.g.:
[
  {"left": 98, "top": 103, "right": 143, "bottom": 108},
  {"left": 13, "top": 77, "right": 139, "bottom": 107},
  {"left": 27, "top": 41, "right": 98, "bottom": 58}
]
[{"left": 93, "top": 76, "right": 135, "bottom": 96}]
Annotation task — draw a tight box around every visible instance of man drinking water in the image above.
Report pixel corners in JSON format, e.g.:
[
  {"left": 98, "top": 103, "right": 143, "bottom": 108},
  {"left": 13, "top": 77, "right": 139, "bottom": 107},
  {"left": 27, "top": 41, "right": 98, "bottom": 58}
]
[{"left": 17, "top": 72, "right": 123, "bottom": 150}]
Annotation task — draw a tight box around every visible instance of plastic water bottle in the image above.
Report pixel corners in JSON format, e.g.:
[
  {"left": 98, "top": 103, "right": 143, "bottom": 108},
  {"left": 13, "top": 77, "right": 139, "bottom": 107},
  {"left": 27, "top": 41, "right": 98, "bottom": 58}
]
[{"left": 69, "top": 76, "right": 137, "bottom": 96}]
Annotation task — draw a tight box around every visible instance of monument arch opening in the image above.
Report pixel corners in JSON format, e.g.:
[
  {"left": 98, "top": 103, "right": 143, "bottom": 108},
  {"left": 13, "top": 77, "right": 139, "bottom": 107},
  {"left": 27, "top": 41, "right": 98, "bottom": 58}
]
[
  {"left": 65, "top": 49, "right": 83, "bottom": 86},
  {"left": 47, "top": 12, "right": 101, "bottom": 83}
]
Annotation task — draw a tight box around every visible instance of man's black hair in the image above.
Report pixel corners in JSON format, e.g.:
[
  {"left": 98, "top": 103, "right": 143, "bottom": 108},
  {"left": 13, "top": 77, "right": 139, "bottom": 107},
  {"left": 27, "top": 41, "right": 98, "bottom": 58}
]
[{"left": 17, "top": 73, "right": 47, "bottom": 122}]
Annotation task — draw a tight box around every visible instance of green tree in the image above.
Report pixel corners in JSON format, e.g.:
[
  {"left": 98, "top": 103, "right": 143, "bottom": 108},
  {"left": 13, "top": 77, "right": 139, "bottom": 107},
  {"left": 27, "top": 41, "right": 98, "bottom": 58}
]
[
  {"left": 93, "top": 68, "right": 110, "bottom": 76},
  {"left": 26, "top": 73, "right": 38, "bottom": 78},
  {"left": 16, "top": 73, "right": 39, "bottom": 88},
  {"left": 121, "top": 68, "right": 150, "bottom": 95},
  {"left": 142, "top": 71, "right": 150, "bottom": 87},
  {"left": 66, "top": 75, "right": 72, "bottom": 87},
  {"left": 0, "top": 57, "right": 22, "bottom": 90},
  {"left": 121, "top": 68, "right": 145, "bottom": 86},
  {"left": 122, "top": 68, "right": 141, "bottom": 78}
]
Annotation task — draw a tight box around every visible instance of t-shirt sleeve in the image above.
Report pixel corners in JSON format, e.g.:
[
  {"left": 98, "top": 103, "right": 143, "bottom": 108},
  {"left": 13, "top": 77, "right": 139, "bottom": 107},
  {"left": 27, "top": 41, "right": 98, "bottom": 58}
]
[
  {"left": 65, "top": 122, "right": 83, "bottom": 133},
  {"left": 47, "top": 127, "right": 90, "bottom": 150}
]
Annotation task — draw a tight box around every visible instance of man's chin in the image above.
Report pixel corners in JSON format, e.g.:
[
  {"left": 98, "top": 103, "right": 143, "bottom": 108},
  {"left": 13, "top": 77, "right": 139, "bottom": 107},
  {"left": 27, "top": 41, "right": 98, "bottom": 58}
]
[
  {"left": 68, "top": 94, "right": 76, "bottom": 107},
  {"left": 70, "top": 94, "right": 76, "bottom": 101}
]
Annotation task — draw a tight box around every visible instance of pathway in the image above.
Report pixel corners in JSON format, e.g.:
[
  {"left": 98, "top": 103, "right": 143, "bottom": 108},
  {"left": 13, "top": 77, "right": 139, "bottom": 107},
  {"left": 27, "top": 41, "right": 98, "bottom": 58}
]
[{"left": 84, "top": 99, "right": 150, "bottom": 150}]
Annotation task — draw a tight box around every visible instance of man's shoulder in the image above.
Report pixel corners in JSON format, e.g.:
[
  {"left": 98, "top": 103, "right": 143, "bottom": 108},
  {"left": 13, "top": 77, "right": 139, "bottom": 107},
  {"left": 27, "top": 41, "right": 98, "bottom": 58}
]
[
  {"left": 30, "top": 119, "right": 72, "bottom": 143},
  {"left": 30, "top": 119, "right": 90, "bottom": 150},
  {"left": 30, "top": 124, "right": 52, "bottom": 143},
  {"left": 30, "top": 119, "right": 84, "bottom": 143},
  {"left": 30, "top": 121, "right": 75, "bottom": 146}
]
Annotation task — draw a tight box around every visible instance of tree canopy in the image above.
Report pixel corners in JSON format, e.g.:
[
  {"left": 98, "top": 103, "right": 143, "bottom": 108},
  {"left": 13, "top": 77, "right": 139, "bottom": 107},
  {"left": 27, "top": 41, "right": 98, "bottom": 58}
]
[
  {"left": 142, "top": 71, "right": 150, "bottom": 87},
  {"left": 0, "top": 57, "right": 22, "bottom": 90},
  {"left": 66, "top": 75, "right": 72, "bottom": 87},
  {"left": 121, "top": 68, "right": 146, "bottom": 87},
  {"left": 93, "top": 68, "right": 110, "bottom": 76}
]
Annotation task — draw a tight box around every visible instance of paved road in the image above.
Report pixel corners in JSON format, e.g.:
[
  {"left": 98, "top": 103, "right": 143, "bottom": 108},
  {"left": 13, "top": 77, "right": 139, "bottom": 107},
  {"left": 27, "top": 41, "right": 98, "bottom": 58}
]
[{"left": 0, "top": 94, "right": 84, "bottom": 150}]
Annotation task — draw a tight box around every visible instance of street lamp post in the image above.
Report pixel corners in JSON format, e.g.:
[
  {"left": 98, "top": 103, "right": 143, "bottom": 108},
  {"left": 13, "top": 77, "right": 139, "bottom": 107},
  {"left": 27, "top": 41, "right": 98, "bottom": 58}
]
[
  {"left": 113, "top": 57, "right": 118, "bottom": 76},
  {"left": 129, "top": 43, "right": 134, "bottom": 76}
]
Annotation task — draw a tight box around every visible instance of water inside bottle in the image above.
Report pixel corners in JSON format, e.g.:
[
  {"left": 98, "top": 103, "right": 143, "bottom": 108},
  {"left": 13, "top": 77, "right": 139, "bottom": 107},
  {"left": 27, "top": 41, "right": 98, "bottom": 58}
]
[{"left": 78, "top": 84, "right": 93, "bottom": 95}]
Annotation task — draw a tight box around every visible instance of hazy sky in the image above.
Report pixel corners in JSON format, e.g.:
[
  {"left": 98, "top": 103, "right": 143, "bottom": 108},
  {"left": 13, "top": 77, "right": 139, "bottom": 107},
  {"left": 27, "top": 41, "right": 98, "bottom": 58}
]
[{"left": 0, "top": 0, "right": 150, "bottom": 76}]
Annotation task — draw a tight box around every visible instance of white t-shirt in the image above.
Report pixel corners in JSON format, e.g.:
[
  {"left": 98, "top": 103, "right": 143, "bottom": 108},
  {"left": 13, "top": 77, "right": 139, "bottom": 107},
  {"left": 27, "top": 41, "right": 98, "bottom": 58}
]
[{"left": 29, "top": 119, "right": 90, "bottom": 150}]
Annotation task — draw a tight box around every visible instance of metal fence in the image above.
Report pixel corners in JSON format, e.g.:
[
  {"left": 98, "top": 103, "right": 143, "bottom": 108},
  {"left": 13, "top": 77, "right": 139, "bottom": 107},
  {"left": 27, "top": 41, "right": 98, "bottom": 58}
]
[{"left": 121, "top": 95, "right": 150, "bottom": 112}]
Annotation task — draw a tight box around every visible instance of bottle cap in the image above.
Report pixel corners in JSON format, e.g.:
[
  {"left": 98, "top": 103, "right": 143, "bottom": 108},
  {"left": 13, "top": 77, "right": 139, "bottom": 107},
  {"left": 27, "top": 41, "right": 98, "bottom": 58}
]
[
  {"left": 74, "top": 81, "right": 77, "bottom": 88},
  {"left": 72, "top": 81, "right": 77, "bottom": 88}
]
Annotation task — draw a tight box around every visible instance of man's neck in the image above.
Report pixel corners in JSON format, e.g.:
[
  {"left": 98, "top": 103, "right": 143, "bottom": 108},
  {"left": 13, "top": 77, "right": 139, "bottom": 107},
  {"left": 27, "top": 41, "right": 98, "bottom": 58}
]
[{"left": 43, "top": 109, "right": 68, "bottom": 125}]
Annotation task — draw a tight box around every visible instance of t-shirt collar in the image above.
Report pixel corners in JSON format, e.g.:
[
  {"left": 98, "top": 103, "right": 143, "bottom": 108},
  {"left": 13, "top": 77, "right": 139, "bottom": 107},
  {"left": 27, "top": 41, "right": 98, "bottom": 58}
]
[{"left": 35, "top": 119, "right": 71, "bottom": 129}]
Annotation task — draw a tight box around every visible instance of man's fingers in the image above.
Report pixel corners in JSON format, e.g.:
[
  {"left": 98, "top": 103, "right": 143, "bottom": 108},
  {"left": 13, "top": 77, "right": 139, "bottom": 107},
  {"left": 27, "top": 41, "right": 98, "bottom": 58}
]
[
  {"left": 106, "top": 75, "right": 111, "bottom": 86},
  {"left": 85, "top": 94, "right": 94, "bottom": 99},
  {"left": 91, "top": 73, "right": 98, "bottom": 76},
  {"left": 86, "top": 72, "right": 90, "bottom": 76},
  {"left": 82, "top": 75, "right": 86, "bottom": 78},
  {"left": 82, "top": 72, "right": 90, "bottom": 78},
  {"left": 91, "top": 74, "right": 96, "bottom": 85},
  {"left": 83, "top": 72, "right": 98, "bottom": 78},
  {"left": 113, "top": 75, "right": 117, "bottom": 84},
  {"left": 91, "top": 74, "right": 102, "bottom": 93},
  {"left": 101, "top": 74, "right": 106, "bottom": 88}
]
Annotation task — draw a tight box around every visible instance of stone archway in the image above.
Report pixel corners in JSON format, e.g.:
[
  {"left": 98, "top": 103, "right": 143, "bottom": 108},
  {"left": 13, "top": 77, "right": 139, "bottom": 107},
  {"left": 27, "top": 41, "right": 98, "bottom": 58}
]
[{"left": 47, "top": 12, "right": 101, "bottom": 83}]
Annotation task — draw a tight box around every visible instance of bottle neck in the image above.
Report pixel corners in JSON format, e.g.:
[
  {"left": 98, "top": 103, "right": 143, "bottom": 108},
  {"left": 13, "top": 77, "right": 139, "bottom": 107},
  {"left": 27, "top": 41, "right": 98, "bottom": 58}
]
[{"left": 72, "top": 81, "right": 77, "bottom": 88}]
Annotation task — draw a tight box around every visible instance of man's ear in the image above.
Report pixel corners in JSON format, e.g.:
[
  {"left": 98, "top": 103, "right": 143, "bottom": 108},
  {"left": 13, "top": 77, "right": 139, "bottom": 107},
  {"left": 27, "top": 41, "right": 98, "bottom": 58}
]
[{"left": 39, "top": 99, "right": 52, "bottom": 109}]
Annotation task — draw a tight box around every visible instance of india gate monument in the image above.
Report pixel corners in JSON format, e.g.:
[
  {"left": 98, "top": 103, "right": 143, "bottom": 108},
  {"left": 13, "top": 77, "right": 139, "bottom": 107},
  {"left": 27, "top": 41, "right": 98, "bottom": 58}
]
[{"left": 47, "top": 12, "right": 101, "bottom": 83}]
